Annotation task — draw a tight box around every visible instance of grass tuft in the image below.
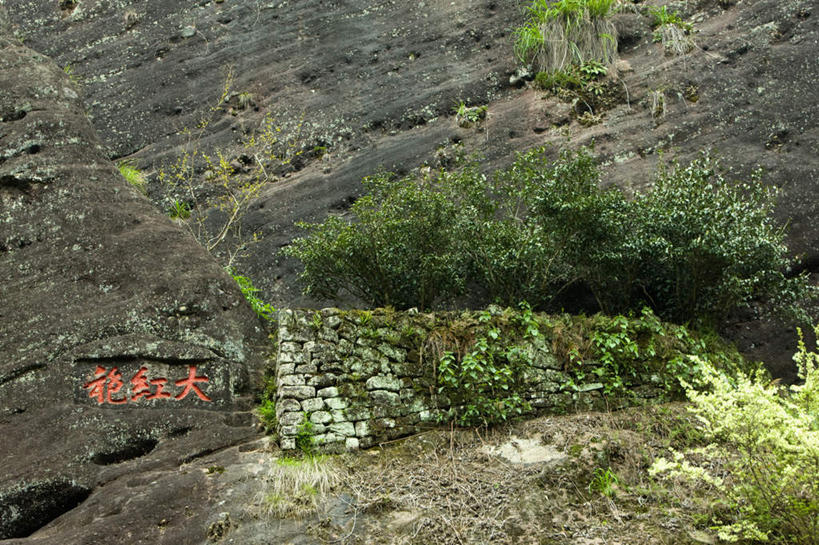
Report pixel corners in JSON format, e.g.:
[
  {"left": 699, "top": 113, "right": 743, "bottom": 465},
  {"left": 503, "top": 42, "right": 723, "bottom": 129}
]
[
  {"left": 514, "top": 0, "right": 618, "bottom": 72},
  {"left": 118, "top": 161, "right": 147, "bottom": 195},
  {"left": 256, "top": 455, "right": 341, "bottom": 518}
]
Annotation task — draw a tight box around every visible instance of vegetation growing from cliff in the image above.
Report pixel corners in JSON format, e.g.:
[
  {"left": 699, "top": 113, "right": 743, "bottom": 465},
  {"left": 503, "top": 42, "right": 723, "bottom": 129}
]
[
  {"left": 117, "top": 161, "right": 147, "bottom": 195},
  {"left": 513, "top": 0, "right": 618, "bottom": 73},
  {"left": 650, "top": 5, "right": 695, "bottom": 56},
  {"left": 230, "top": 269, "right": 275, "bottom": 322},
  {"left": 156, "top": 68, "right": 316, "bottom": 269},
  {"left": 285, "top": 147, "right": 813, "bottom": 325}
]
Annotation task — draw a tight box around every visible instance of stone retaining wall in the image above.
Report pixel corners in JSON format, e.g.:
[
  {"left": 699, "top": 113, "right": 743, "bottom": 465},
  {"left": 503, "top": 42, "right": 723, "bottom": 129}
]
[{"left": 275, "top": 308, "right": 660, "bottom": 451}]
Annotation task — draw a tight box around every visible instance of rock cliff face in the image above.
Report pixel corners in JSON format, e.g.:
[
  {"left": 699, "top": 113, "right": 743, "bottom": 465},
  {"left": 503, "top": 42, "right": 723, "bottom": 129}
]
[
  {"left": 3, "top": 0, "right": 814, "bottom": 375},
  {"left": 0, "top": 11, "right": 269, "bottom": 541},
  {"left": 0, "top": 0, "right": 817, "bottom": 540}
]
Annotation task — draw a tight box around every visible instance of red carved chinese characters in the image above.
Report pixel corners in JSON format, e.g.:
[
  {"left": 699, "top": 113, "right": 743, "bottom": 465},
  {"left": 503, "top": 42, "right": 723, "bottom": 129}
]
[
  {"left": 129, "top": 367, "right": 173, "bottom": 401},
  {"left": 174, "top": 365, "right": 211, "bottom": 402},
  {"left": 83, "top": 365, "right": 211, "bottom": 405},
  {"left": 84, "top": 366, "right": 127, "bottom": 405},
  {"left": 147, "top": 377, "right": 172, "bottom": 400},
  {"left": 130, "top": 367, "right": 152, "bottom": 401}
]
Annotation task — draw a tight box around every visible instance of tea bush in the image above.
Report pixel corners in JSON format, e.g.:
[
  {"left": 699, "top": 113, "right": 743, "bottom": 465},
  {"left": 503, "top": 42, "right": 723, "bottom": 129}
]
[
  {"left": 632, "top": 154, "right": 809, "bottom": 323},
  {"left": 285, "top": 147, "right": 813, "bottom": 324},
  {"left": 283, "top": 173, "right": 465, "bottom": 309}
]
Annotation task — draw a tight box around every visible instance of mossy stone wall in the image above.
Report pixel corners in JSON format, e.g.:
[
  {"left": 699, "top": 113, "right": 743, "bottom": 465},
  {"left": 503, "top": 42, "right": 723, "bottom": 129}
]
[{"left": 275, "top": 308, "right": 668, "bottom": 451}]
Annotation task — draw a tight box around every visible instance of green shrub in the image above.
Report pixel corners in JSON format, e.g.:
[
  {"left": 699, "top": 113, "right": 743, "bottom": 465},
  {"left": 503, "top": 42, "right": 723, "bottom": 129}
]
[
  {"left": 436, "top": 305, "right": 539, "bottom": 426},
  {"left": 649, "top": 5, "right": 689, "bottom": 28},
  {"left": 528, "top": 147, "right": 634, "bottom": 311},
  {"left": 534, "top": 60, "right": 606, "bottom": 93},
  {"left": 514, "top": 0, "right": 618, "bottom": 73},
  {"left": 258, "top": 399, "right": 276, "bottom": 432},
  {"left": 550, "top": 307, "right": 745, "bottom": 399},
  {"left": 283, "top": 173, "right": 466, "bottom": 309},
  {"left": 285, "top": 147, "right": 812, "bottom": 323},
  {"left": 449, "top": 158, "right": 572, "bottom": 308},
  {"left": 632, "top": 153, "right": 809, "bottom": 323},
  {"left": 650, "top": 326, "right": 819, "bottom": 544}
]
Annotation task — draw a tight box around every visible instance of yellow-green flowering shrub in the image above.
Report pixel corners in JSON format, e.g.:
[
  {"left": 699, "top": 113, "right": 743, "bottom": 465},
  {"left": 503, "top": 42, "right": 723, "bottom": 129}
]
[{"left": 650, "top": 326, "right": 819, "bottom": 543}]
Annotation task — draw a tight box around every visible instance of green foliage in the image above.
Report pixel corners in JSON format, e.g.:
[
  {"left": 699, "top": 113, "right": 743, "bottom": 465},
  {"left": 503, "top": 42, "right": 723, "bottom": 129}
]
[
  {"left": 285, "top": 147, "right": 813, "bottom": 324},
  {"left": 117, "top": 161, "right": 147, "bottom": 195},
  {"left": 451, "top": 159, "right": 570, "bottom": 308},
  {"left": 310, "top": 311, "right": 323, "bottom": 330},
  {"left": 649, "top": 6, "right": 694, "bottom": 55},
  {"left": 552, "top": 308, "right": 744, "bottom": 399},
  {"left": 588, "top": 467, "right": 619, "bottom": 497},
  {"left": 453, "top": 101, "right": 488, "bottom": 127},
  {"left": 62, "top": 63, "right": 81, "bottom": 85},
  {"left": 535, "top": 60, "right": 606, "bottom": 92},
  {"left": 258, "top": 399, "right": 276, "bottom": 433},
  {"left": 535, "top": 60, "right": 619, "bottom": 116},
  {"left": 632, "top": 154, "right": 810, "bottom": 323},
  {"left": 528, "top": 147, "right": 633, "bottom": 310},
  {"left": 649, "top": 6, "right": 691, "bottom": 30},
  {"left": 283, "top": 172, "right": 466, "bottom": 309},
  {"left": 514, "top": 0, "right": 618, "bottom": 73},
  {"left": 436, "top": 307, "right": 534, "bottom": 426},
  {"left": 257, "top": 367, "right": 277, "bottom": 433},
  {"left": 296, "top": 414, "right": 315, "bottom": 455},
  {"left": 168, "top": 199, "right": 191, "bottom": 220},
  {"left": 651, "top": 327, "right": 819, "bottom": 544},
  {"left": 230, "top": 270, "right": 275, "bottom": 322}
]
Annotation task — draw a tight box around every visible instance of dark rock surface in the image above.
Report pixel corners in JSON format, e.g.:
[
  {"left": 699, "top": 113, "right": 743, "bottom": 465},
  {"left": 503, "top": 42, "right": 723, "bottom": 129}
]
[
  {"left": 0, "top": 0, "right": 817, "bottom": 538},
  {"left": 5, "top": 0, "right": 813, "bottom": 377},
  {"left": 0, "top": 11, "right": 270, "bottom": 541}
]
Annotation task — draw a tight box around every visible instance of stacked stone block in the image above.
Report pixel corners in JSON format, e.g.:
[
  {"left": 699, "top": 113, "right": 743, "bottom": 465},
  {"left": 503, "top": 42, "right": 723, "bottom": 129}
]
[
  {"left": 275, "top": 308, "right": 661, "bottom": 451},
  {"left": 276, "top": 309, "right": 440, "bottom": 451}
]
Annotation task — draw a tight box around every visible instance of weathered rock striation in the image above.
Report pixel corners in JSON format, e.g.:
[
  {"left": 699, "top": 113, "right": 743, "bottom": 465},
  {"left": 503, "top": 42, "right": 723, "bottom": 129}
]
[
  {"left": 4, "top": 0, "right": 813, "bottom": 375},
  {"left": 0, "top": 10, "right": 269, "bottom": 541},
  {"left": 0, "top": 1, "right": 815, "bottom": 358}
]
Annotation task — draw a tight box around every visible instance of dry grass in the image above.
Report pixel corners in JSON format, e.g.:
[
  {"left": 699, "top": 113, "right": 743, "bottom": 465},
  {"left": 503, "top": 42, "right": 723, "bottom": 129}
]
[
  {"left": 254, "top": 454, "right": 342, "bottom": 519},
  {"left": 533, "top": 16, "right": 618, "bottom": 73},
  {"left": 657, "top": 24, "right": 694, "bottom": 57},
  {"left": 303, "top": 404, "right": 718, "bottom": 545}
]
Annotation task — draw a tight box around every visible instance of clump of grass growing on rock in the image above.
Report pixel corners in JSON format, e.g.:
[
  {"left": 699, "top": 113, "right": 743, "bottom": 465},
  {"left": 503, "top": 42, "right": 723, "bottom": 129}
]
[
  {"left": 514, "top": 0, "right": 618, "bottom": 73},
  {"left": 650, "top": 5, "right": 694, "bottom": 56},
  {"left": 256, "top": 455, "right": 341, "bottom": 519},
  {"left": 453, "top": 101, "right": 488, "bottom": 128},
  {"left": 117, "top": 161, "right": 147, "bottom": 195}
]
